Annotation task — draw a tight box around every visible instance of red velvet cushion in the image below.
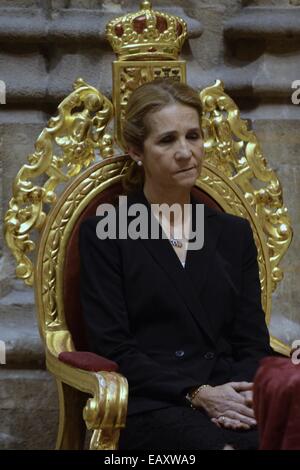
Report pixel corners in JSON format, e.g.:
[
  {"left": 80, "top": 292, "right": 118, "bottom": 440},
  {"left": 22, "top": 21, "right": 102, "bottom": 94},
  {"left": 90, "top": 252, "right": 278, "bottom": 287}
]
[
  {"left": 59, "top": 351, "right": 119, "bottom": 372},
  {"left": 253, "top": 357, "right": 300, "bottom": 450}
]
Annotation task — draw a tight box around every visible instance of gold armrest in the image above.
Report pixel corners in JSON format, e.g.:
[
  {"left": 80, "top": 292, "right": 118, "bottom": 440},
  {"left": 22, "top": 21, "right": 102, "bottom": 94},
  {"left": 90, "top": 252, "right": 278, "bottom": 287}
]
[{"left": 46, "top": 352, "right": 128, "bottom": 450}]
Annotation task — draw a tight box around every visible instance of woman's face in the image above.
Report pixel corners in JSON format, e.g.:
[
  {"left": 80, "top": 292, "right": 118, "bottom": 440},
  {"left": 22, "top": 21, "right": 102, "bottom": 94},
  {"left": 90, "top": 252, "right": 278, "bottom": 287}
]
[{"left": 132, "top": 103, "right": 204, "bottom": 191}]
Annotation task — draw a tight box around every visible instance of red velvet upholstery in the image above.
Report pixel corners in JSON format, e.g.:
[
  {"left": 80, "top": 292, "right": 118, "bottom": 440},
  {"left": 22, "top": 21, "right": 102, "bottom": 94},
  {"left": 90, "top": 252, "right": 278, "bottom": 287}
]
[
  {"left": 253, "top": 357, "right": 300, "bottom": 450},
  {"left": 63, "top": 182, "right": 124, "bottom": 350},
  {"left": 62, "top": 179, "right": 223, "bottom": 353},
  {"left": 59, "top": 351, "right": 119, "bottom": 372},
  {"left": 191, "top": 187, "right": 222, "bottom": 212}
]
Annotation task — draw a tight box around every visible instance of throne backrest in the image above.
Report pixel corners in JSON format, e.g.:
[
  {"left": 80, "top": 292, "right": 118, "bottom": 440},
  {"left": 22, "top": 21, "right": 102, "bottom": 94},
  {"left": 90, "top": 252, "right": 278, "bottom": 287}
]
[{"left": 4, "top": 1, "right": 293, "bottom": 357}]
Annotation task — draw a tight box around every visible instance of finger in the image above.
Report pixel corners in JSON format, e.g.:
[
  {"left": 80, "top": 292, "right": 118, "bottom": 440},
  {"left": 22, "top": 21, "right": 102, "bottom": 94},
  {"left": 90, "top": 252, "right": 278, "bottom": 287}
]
[
  {"left": 239, "top": 390, "right": 253, "bottom": 407},
  {"left": 211, "top": 418, "right": 222, "bottom": 428},
  {"left": 225, "top": 388, "right": 247, "bottom": 404},
  {"left": 223, "top": 398, "right": 256, "bottom": 417},
  {"left": 225, "top": 410, "right": 257, "bottom": 427},
  {"left": 230, "top": 381, "right": 253, "bottom": 392},
  {"left": 218, "top": 417, "right": 251, "bottom": 431},
  {"left": 244, "top": 393, "right": 253, "bottom": 407},
  {"left": 226, "top": 386, "right": 253, "bottom": 404},
  {"left": 233, "top": 402, "right": 256, "bottom": 418},
  {"left": 217, "top": 416, "right": 250, "bottom": 431}
]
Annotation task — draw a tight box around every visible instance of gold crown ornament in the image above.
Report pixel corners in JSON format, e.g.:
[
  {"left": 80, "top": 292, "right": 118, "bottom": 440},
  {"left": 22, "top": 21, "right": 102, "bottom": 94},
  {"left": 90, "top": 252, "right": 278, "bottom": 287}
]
[{"left": 106, "top": 1, "right": 187, "bottom": 61}]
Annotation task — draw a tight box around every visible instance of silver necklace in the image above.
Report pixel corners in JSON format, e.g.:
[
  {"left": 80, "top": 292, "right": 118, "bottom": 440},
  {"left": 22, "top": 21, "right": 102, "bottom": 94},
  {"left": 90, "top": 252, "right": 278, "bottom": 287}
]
[{"left": 170, "top": 238, "right": 183, "bottom": 248}]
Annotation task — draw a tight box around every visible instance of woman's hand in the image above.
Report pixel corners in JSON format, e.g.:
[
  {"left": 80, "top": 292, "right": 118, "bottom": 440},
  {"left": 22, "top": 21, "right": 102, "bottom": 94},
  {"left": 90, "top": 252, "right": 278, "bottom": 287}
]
[
  {"left": 192, "top": 382, "right": 257, "bottom": 430},
  {"left": 239, "top": 388, "right": 253, "bottom": 408},
  {"left": 212, "top": 386, "right": 255, "bottom": 430}
]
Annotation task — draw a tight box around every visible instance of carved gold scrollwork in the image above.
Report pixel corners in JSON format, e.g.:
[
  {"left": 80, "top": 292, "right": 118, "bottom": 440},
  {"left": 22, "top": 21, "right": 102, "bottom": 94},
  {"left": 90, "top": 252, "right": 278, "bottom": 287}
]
[
  {"left": 4, "top": 78, "right": 114, "bottom": 286},
  {"left": 83, "top": 372, "right": 128, "bottom": 450},
  {"left": 200, "top": 80, "right": 293, "bottom": 293},
  {"left": 119, "top": 66, "right": 149, "bottom": 121},
  {"left": 39, "top": 158, "right": 131, "bottom": 331}
]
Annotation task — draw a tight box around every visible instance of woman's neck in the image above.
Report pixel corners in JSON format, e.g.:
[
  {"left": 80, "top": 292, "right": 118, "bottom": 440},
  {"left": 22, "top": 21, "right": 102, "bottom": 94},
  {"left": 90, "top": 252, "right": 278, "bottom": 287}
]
[
  {"left": 143, "top": 184, "right": 192, "bottom": 230},
  {"left": 143, "top": 184, "right": 191, "bottom": 208}
]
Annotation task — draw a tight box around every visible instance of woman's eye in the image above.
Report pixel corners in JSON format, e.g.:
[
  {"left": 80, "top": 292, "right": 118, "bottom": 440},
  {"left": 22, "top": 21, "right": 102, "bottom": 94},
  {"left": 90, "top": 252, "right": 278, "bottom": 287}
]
[
  {"left": 160, "top": 136, "right": 174, "bottom": 144},
  {"left": 159, "top": 133, "right": 201, "bottom": 144},
  {"left": 187, "top": 133, "right": 200, "bottom": 140}
]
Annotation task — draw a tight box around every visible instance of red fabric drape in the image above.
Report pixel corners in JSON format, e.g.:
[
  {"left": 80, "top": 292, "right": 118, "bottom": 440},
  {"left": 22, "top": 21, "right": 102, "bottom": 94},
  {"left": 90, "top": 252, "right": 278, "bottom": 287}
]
[{"left": 253, "top": 357, "right": 300, "bottom": 450}]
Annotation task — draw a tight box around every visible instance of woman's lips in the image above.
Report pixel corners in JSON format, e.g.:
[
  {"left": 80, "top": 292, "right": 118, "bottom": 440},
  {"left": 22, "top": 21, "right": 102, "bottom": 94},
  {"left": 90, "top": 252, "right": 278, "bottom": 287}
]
[{"left": 176, "top": 167, "right": 196, "bottom": 173}]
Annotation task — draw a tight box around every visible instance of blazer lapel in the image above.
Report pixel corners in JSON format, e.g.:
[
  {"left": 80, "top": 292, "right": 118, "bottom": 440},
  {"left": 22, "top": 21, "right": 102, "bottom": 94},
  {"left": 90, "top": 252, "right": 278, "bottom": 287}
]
[
  {"left": 185, "top": 197, "right": 222, "bottom": 296},
  {"left": 125, "top": 190, "right": 221, "bottom": 345},
  {"left": 184, "top": 200, "right": 222, "bottom": 343}
]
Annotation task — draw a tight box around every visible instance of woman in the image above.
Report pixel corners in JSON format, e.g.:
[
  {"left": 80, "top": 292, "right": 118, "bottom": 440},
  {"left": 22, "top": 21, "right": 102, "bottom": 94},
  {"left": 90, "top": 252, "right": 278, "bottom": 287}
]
[{"left": 79, "top": 79, "right": 273, "bottom": 450}]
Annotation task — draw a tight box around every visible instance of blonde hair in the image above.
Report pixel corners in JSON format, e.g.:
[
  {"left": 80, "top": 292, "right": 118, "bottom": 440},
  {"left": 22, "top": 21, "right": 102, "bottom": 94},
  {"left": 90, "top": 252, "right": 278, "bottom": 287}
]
[{"left": 122, "top": 78, "right": 203, "bottom": 193}]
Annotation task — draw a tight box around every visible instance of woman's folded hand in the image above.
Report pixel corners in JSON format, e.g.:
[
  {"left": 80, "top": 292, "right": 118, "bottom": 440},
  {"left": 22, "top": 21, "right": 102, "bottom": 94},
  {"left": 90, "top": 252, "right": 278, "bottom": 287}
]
[{"left": 192, "top": 381, "right": 257, "bottom": 430}]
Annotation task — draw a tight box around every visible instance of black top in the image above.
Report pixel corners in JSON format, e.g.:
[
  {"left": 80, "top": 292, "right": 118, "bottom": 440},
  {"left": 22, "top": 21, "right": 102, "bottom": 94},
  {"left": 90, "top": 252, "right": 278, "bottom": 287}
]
[{"left": 79, "top": 190, "right": 273, "bottom": 416}]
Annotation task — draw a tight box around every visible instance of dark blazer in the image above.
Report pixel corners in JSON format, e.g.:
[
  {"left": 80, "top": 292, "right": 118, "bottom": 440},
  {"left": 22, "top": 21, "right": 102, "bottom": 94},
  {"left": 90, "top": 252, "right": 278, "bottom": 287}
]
[{"left": 79, "top": 190, "right": 273, "bottom": 416}]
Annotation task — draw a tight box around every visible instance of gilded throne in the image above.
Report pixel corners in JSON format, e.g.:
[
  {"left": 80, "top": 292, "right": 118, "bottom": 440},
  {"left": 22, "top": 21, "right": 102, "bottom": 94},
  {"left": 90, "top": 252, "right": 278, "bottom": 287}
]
[{"left": 4, "top": 1, "right": 293, "bottom": 450}]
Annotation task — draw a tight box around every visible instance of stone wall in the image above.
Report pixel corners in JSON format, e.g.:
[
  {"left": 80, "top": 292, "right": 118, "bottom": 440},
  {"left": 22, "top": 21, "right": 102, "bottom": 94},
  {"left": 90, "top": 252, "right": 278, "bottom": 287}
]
[{"left": 0, "top": 0, "right": 300, "bottom": 449}]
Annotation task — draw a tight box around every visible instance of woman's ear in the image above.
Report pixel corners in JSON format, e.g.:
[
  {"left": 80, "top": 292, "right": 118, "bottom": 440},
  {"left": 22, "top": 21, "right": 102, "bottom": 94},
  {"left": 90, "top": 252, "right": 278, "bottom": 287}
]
[{"left": 127, "top": 146, "right": 143, "bottom": 164}]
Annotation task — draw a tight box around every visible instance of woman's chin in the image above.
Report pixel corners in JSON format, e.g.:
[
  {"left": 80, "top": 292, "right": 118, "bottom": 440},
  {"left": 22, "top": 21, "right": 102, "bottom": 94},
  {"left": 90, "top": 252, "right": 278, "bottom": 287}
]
[{"left": 174, "top": 173, "right": 199, "bottom": 187}]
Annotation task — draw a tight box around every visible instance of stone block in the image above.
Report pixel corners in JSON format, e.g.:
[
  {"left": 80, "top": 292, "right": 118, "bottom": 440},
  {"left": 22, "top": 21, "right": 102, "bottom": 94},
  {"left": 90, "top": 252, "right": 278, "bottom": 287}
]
[
  {"left": 0, "top": 370, "right": 58, "bottom": 449},
  {"left": 0, "top": 112, "right": 48, "bottom": 214},
  {"left": 0, "top": 289, "right": 45, "bottom": 369},
  {"left": 0, "top": 0, "right": 40, "bottom": 7},
  {"left": 252, "top": 53, "right": 300, "bottom": 97},
  {"left": 224, "top": 7, "right": 300, "bottom": 38},
  {"left": 245, "top": 1, "right": 296, "bottom": 6}
]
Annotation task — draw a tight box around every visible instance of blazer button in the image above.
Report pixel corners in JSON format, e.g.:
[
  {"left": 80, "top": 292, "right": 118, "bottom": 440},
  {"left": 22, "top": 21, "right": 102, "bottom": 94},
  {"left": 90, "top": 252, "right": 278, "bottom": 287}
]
[
  {"left": 204, "top": 351, "right": 215, "bottom": 360},
  {"left": 175, "top": 350, "right": 185, "bottom": 358}
]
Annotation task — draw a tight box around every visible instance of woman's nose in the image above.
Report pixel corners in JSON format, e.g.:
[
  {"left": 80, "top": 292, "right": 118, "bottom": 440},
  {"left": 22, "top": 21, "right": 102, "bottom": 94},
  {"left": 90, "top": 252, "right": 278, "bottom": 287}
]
[{"left": 174, "top": 141, "right": 192, "bottom": 159}]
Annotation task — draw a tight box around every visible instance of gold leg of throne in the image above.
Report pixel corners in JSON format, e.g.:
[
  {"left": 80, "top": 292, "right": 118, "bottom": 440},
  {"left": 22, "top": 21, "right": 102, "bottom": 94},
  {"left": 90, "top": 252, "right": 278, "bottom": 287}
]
[
  {"left": 89, "top": 428, "right": 121, "bottom": 451},
  {"left": 56, "top": 380, "right": 87, "bottom": 450},
  {"left": 56, "top": 379, "right": 120, "bottom": 450},
  {"left": 47, "top": 352, "right": 128, "bottom": 451},
  {"left": 56, "top": 379, "right": 122, "bottom": 450}
]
